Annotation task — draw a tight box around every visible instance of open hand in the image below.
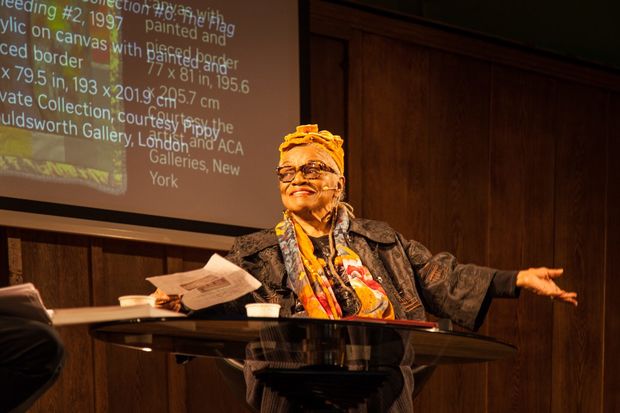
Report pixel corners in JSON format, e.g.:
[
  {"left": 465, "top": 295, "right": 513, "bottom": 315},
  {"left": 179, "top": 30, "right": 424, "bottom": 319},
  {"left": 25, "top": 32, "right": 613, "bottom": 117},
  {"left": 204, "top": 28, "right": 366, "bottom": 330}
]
[{"left": 516, "top": 267, "right": 578, "bottom": 306}]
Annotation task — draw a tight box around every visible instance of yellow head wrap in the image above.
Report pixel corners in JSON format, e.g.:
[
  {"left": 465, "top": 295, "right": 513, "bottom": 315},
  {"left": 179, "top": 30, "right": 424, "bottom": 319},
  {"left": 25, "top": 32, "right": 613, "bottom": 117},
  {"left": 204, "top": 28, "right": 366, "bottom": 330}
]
[{"left": 279, "top": 124, "right": 344, "bottom": 174}]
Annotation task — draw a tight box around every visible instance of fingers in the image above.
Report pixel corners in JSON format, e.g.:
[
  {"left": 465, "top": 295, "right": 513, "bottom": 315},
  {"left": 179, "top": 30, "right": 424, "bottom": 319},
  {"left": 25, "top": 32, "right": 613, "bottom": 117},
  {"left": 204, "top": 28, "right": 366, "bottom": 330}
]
[
  {"left": 150, "top": 289, "right": 182, "bottom": 309},
  {"left": 155, "top": 295, "right": 180, "bottom": 306},
  {"left": 157, "top": 297, "right": 182, "bottom": 311},
  {"left": 531, "top": 267, "right": 564, "bottom": 278},
  {"left": 550, "top": 291, "right": 578, "bottom": 306},
  {"left": 555, "top": 295, "right": 578, "bottom": 306},
  {"left": 150, "top": 288, "right": 169, "bottom": 300},
  {"left": 539, "top": 268, "right": 576, "bottom": 305},
  {"left": 546, "top": 268, "right": 564, "bottom": 278}
]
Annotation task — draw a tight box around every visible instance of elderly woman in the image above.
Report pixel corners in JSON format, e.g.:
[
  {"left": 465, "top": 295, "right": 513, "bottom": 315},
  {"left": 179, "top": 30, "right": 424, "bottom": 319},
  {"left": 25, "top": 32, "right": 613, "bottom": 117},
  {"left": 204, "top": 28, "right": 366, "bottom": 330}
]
[
  {"left": 157, "top": 124, "right": 576, "bottom": 411},
  {"left": 223, "top": 125, "right": 576, "bottom": 320}
]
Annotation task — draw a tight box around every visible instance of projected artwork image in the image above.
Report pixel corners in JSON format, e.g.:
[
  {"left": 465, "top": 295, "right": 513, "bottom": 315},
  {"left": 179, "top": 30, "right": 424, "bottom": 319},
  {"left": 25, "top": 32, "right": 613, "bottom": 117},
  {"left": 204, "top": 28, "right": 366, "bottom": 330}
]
[
  {"left": 0, "top": 0, "right": 126, "bottom": 193},
  {"left": 0, "top": 0, "right": 299, "bottom": 229}
]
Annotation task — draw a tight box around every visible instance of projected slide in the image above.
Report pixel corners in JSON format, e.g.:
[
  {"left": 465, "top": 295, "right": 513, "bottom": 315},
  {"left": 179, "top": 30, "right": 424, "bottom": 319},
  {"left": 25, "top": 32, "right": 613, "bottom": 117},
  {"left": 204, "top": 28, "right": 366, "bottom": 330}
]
[{"left": 0, "top": 0, "right": 299, "bottom": 229}]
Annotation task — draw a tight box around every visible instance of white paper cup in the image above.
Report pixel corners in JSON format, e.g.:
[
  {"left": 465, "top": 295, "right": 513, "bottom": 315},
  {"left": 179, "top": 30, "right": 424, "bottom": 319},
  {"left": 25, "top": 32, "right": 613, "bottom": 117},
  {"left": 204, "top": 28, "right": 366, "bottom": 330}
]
[
  {"left": 245, "top": 303, "right": 281, "bottom": 318},
  {"left": 119, "top": 295, "right": 156, "bottom": 307}
]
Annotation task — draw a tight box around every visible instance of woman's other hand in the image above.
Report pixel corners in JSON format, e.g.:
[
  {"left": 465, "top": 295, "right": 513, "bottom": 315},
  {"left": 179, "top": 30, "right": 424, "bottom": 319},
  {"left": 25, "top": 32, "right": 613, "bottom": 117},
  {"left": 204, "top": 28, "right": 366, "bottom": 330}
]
[
  {"left": 516, "top": 267, "right": 578, "bottom": 306},
  {"left": 150, "top": 288, "right": 183, "bottom": 312}
]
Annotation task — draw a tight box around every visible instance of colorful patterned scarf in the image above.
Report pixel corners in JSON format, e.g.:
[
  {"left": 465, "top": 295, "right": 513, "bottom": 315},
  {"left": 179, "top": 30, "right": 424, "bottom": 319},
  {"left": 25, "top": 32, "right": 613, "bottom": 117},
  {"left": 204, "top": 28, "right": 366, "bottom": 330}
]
[{"left": 275, "top": 205, "right": 394, "bottom": 320}]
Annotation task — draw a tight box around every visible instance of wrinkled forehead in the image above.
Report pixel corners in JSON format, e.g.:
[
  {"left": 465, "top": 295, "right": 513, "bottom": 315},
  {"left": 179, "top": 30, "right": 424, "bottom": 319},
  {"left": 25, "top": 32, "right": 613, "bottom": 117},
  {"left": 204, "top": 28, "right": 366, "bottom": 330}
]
[{"left": 279, "top": 143, "right": 339, "bottom": 171}]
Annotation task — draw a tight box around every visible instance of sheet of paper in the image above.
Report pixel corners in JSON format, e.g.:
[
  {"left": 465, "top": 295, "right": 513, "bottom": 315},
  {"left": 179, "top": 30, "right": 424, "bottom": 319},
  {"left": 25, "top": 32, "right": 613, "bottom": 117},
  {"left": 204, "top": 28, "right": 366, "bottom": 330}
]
[
  {"left": 0, "top": 282, "right": 52, "bottom": 324},
  {"left": 146, "top": 253, "right": 261, "bottom": 310}
]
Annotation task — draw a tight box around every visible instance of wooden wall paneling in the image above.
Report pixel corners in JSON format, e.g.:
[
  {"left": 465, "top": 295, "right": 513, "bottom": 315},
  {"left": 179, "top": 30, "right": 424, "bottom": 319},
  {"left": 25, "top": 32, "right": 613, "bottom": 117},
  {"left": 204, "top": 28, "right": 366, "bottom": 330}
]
[
  {"left": 413, "top": 50, "right": 492, "bottom": 413},
  {"left": 360, "top": 33, "right": 431, "bottom": 238},
  {"left": 310, "top": 1, "right": 620, "bottom": 93},
  {"left": 6, "top": 228, "right": 23, "bottom": 285},
  {"left": 425, "top": 50, "right": 491, "bottom": 264},
  {"left": 603, "top": 94, "right": 620, "bottom": 413},
  {"left": 486, "top": 65, "right": 557, "bottom": 413},
  {"left": 0, "top": 227, "right": 7, "bottom": 285},
  {"left": 346, "top": 30, "right": 364, "bottom": 214},
  {"left": 16, "top": 230, "right": 94, "bottom": 413},
  {"left": 92, "top": 238, "right": 169, "bottom": 413},
  {"left": 309, "top": 34, "right": 347, "bottom": 138},
  {"left": 95, "top": 239, "right": 166, "bottom": 304},
  {"left": 91, "top": 240, "right": 109, "bottom": 413},
  {"left": 175, "top": 246, "right": 217, "bottom": 271},
  {"left": 552, "top": 83, "right": 607, "bottom": 413}
]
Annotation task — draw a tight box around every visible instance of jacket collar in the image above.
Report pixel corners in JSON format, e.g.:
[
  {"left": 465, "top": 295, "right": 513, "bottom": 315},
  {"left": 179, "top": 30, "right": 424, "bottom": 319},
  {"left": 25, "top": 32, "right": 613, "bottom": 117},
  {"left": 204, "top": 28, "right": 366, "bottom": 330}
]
[
  {"left": 235, "top": 228, "right": 279, "bottom": 258},
  {"left": 235, "top": 218, "right": 395, "bottom": 258},
  {"left": 348, "top": 218, "right": 396, "bottom": 244}
]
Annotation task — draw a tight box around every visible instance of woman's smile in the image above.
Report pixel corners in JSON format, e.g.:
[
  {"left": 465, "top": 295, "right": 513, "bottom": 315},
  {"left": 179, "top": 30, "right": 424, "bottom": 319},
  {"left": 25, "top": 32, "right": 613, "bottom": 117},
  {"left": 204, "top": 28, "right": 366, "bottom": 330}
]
[{"left": 289, "top": 187, "right": 317, "bottom": 197}]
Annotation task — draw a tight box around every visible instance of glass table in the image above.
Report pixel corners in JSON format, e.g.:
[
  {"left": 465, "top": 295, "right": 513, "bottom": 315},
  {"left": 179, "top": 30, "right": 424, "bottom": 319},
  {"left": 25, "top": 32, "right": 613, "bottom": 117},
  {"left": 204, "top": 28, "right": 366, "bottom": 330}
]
[{"left": 91, "top": 316, "right": 515, "bottom": 410}]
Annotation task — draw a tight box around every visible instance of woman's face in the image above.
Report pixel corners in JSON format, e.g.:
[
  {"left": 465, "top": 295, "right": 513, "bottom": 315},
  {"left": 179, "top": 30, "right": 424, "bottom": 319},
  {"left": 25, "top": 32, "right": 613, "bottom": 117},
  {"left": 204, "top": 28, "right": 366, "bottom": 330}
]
[{"left": 278, "top": 144, "right": 344, "bottom": 217}]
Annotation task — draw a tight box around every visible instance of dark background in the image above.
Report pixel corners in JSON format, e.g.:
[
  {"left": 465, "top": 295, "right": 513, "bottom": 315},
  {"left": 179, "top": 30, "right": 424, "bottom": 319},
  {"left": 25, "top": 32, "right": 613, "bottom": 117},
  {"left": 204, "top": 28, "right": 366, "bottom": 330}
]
[
  {"left": 1, "top": 1, "right": 618, "bottom": 412},
  {"left": 345, "top": 0, "right": 620, "bottom": 70}
]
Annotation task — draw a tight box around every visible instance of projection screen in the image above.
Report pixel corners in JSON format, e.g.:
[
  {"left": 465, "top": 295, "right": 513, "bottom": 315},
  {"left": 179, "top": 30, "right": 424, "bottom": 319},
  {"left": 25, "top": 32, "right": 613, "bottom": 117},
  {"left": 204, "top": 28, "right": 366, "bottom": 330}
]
[{"left": 0, "top": 0, "right": 301, "bottom": 248}]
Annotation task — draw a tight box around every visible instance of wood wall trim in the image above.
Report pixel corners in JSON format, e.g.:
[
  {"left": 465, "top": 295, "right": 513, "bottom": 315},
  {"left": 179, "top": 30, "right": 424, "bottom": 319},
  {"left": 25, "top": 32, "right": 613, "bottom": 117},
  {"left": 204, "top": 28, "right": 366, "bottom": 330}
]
[
  {"left": 89, "top": 239, "right": 109, "bottom": 413},
  {"left": 346, "top": 30, "right": 364, "bottom": 215},
  {"left": 551, "top": 83, "right": 607, "bottom": 413},
  {"left": 0, "top": 210, "right": 234, "bottom": 250},
  {"left": 0, "top": 227, "right": 7, "bottom": 285},
  {"left": 6, "top": 228, "right": 22, "bottom": 285},
  {"left": 603, "top": 93, "right": 620, "bottom": 413},
  {"left": 311, "top": 1, "right": 620, "bottom": 92}
]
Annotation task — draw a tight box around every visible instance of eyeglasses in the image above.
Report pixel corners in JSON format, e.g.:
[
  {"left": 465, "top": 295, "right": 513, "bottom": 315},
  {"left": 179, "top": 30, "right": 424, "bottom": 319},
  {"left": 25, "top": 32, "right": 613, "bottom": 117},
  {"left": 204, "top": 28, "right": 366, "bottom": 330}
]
[{"left": 276, "top": 161, "right": 337, "bottom": 183}]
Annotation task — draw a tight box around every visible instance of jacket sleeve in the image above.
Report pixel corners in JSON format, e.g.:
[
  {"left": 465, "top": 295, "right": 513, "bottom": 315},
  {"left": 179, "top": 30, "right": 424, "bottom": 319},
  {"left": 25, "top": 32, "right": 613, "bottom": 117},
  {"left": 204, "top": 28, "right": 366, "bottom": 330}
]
[{"left": 397, "top": 233, "right": 518, "bottom": 331}]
